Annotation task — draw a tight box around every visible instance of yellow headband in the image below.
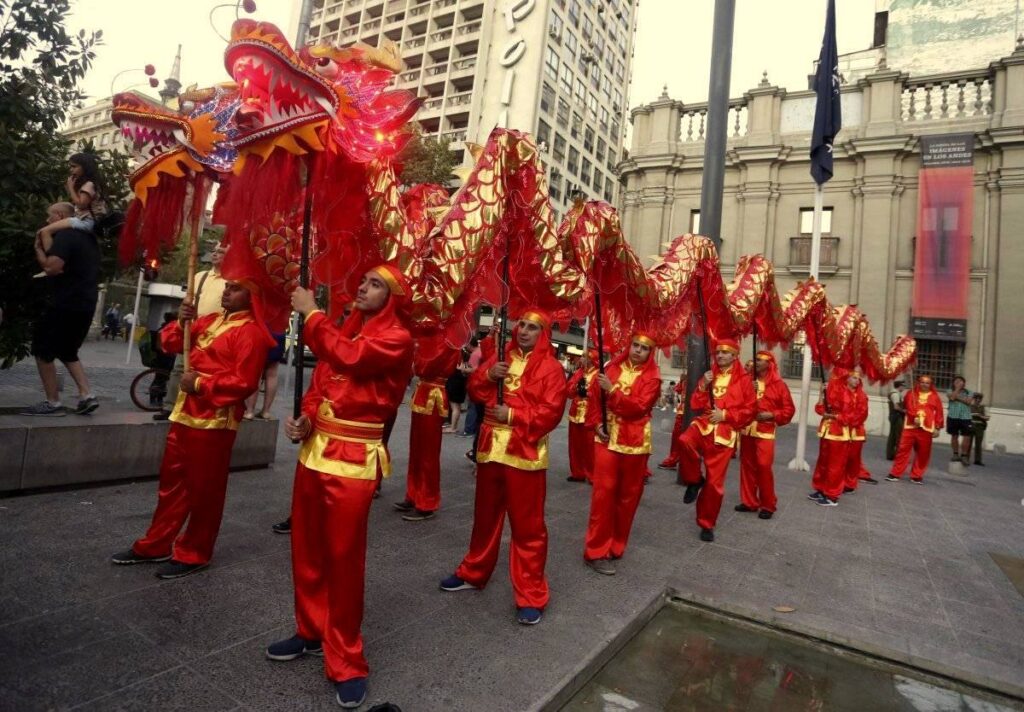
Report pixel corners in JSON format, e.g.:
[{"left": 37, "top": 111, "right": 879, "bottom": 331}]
[
  {"left": 520, "top": 311, "right": 549, "bottom": 329},
  {"left": 715, "top": 344, "right": 739, "bottom": 355},
  {"left": 633, "top": 334, "right": 656, "bottom": 348},
  {"left": 372, "top": 266, "right": 405, "bottom": 296}
]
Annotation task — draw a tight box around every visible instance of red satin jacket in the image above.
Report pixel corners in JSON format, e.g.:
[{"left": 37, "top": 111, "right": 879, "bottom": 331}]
[
  {"left": 566, "top": 366, "right": 598, "bottom": 425},
  {"left": 586, "top": 359, "right": 661, "bottom": 455},
  {"left": 298, "top": 309, "right": 413, "bottom": 480},
  {"left": 468, "top": 346, "right": 567, "bottom": 471},
  {"left": 162, "top": 310, "right": 268, "bottom": 431},
  {"left": 815, "top": 378, "right": 868, "bottom": 441},
  {"left": 903, "top": 388, "right": 945, "bottom": 433},
  {"left": 744, "top": 375, "right": 796, "bottom": 440},
  {"left": 410, "top": 338, "right": 462, "bottom": 419},
  {"left": 689, "top": 361, "right": 757, "bottom": 448}
]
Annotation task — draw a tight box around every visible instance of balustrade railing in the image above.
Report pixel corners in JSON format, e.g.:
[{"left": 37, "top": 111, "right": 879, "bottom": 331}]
[
  {"left": 901, "top": 70, "right": 993, "bottom": 122},
  {"left": 678, "top": 101, "right": 748, "bottom": 142}
]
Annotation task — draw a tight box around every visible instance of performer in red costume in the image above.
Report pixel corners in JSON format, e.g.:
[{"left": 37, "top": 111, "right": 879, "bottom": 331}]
[
  {"left": 657, "top": 380, "right": 686, "bottom": 474},
  {"left": 841, "top": 367, "right": 870, "bottom": 493},
  {"left": 808, "top": 368, "right": 866, "bottom": 506},
  {"left": 887, "top": 374, "right": 944, "bottom": 484},
  {"left": 111, "top": 280, "right": 274, "bottom": 578},
  {"left": 565, "top": 351, "right": 599, "bottom": 483},
  {"left": 265, "top": 265, "right": 413, "bottom": 709},
  {"left": 439, "top": 310, "right": 567, "bottom": 626},
  {"left": 678, "top": 338, "right": 756, "bottom": 542},
  {"left": 735, "top": 351, "right": 794, "bottom": 520},
  {"left": 583, "top": 334, "right": 661, "bottom": 575},
  {"left": 394, "top": 334, "right": 462, "bottom": 520}
]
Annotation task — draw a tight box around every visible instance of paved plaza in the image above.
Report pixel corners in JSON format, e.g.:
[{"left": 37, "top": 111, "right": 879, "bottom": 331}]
[{"left": 1, "top": 343, "right": 1022, "bottom": 710}]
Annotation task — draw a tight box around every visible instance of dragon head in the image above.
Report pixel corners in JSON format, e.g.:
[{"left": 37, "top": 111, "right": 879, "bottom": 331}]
[
  {"left": 226, "top": 18, "right": 420, "bottom": 168},
  {"left": 112, "top": 88, "right": 238, "bottom": 202}
]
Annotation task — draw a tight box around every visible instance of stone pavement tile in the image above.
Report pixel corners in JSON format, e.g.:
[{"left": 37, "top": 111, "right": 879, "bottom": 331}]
[
  {"left": 869, "top": 559, "right": 936, "bottom": 597},
  {"left": 0, "top": 604, "right": 120, "bottom": 672},
  {"left": 93, "top": 553, "right": 295, "bottom": 661},
  {"left": 867, "top": 538, "right": 929, "bottom": 570},
  {"left": 873, "top": 584, "right": 951, "bottom": 628},
  {"left": 950, "top": 630, "right": 1024, "bottom": 686},
  {"left": 924, "top": 556, "right": 1011, "bottom": 609},
  {"left": 73, "top": 665, "right": 241, "bottom": 712},
  {"left": 805, "top": 555, "right": 875, "bottom": 595},
  {"left": 0, "top": 629, "right": 182, "bottom": 711},
  {"left": 0, "top": 592, "right": 33, "bottom": 627},
  {"left": 779, "top": 611, "right": 910, "bottom": 658},
  {"left": 943, "top": 599, "right": 1024, "bottom": 646}
]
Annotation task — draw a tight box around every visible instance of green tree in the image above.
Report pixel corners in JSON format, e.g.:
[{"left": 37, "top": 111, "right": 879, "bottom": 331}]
[
  {"left": 0, "top": 0, "right": 101, "bottom": 367},
  {"left": 398, "top": 127, "right": 458, "bottom": 187}
]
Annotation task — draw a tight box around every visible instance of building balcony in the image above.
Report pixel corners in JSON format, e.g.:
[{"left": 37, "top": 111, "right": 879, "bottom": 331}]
[
  {"left": 443, "top": 129, "right": 468, "bottom": 143},
  {"left": 341, "top": 26, "right": 359, "bottom": 39},
  {"left": 786, "top": 236, "right": 840, "bottom": 275},
  {"left": 447, "top": 91, "right": 472, "bottom": 107},
  {"left": 429, "top": 29, "right": 453, "bottom": 45},
  {"left": 450, "top": 56, "right": 476, "bottom": 73},
  {"left": 424, "top": 64, "right": 448, "bottom": 77},
  {"left": 422, "top": 97, "right": 444, "bottom": 111},
  {"left": 457, "top": 21, "right": 481, "bottom": 36},
  {"left": 399, "top": 69, "right": 421, "bottom": 83},
  {"left": 409, "top": 4, "right": 429, "bottom": 18},
  {"left": 405, "top": 36, "right": 426, "bottom": 50}
]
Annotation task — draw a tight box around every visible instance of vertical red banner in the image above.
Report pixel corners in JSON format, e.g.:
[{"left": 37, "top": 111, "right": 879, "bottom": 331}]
[{"left": 911, "top": 134, "right": 974, "bottom": 341}]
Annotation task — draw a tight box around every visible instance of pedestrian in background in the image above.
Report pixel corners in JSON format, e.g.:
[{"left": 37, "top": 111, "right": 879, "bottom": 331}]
[
  {"left": 969, "top": 392, "right": 990, "bottom": 466},
  {"left": 886, "top": 379, "right": 906, "bottom": 460}
]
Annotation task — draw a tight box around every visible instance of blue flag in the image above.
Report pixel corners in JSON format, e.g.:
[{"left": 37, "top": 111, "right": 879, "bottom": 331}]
[{"left": 810, "top": 0, "right": 842, "bottom": 185}]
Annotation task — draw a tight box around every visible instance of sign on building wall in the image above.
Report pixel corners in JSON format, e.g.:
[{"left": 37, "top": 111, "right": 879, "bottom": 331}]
[{"left": 910, "top": 133, "right": 974, "bottom": 342}]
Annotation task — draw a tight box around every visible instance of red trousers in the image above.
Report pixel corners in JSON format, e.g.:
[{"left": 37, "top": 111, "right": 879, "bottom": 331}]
[
  {"left": 455, "top": 462, "right": 549, "bottom": 609},
  {"left": 584, "top": 444, "right": 648, "bottom": 560},
  {"left": 291, "top": 463, "right": 377, "bottom": 682},
  {"left": 567, "top": 422, "right": 595, "bottom": 481},
  {"left": 133, "top": 423, "right": 236, "bottom": 565},
  {"left": 890, "top": 429, "right": 934, "bottom": 480},
  {"left": 811, "top": 438, "right": 850, "bottom": 499},
  {"left": 844, "top": 440, "right": 866, "bottom": 490},
  {"left": 405, "top": 411, "right": 443, "bottom": 511},
  {"left": 738, "top": 435, "right": 777, "bottom": 512},
  {"left": 679, "top": 426, "right": 736, "bottom": 530},
  {"left": 660, "top": 414, "right": 685, "bottom": 467}
]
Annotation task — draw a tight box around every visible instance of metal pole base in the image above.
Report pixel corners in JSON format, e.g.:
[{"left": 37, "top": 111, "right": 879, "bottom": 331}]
[{"left": 787, "top": 457, "right": 810, "bottom": 472}]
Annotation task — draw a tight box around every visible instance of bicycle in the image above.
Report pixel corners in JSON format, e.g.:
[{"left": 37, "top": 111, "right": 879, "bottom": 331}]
[{"left": 130, "top": 367, "right": 172, "bottom": 412}]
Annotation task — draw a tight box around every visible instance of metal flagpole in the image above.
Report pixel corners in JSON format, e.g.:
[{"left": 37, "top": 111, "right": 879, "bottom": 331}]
[
  {"left": 125, "top": 266, "right": 145, "bottom": 365},
  {"left": 788, "top": 184, "right": 824, "bottom": 471}
]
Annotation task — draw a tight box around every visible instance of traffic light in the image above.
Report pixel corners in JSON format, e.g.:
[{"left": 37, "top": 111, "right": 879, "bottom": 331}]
[{"left": 143, "top": 257, "right": 159, "bottom": 282}]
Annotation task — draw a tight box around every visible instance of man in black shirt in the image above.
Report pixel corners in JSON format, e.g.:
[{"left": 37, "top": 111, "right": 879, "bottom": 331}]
[{"left": 25, "top": 202, "right": 101, "bottom": 416}]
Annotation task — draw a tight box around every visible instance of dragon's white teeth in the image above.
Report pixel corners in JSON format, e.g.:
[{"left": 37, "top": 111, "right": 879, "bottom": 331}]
[
  {"left": 172, "top": 128, "right": 196, "bottom": 152},
  {"left": 315, "top": 96, "right": 337, "bottom": 120}
]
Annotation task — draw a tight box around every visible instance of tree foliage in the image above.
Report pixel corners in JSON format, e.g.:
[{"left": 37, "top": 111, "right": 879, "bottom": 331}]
[
  {"left": 0, "top": 0, "right": 101, "bottom": 367},
  {"left": 398, "top": 127, "right": 459, "bottom": 187}
]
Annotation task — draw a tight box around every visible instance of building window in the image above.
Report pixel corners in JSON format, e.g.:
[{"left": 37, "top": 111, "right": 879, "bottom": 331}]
[
  {"left": 671, "top": 346, "right": 685, "bottom": 369},
  {"left": 565, "top": 31, "right": 578, "bottom": 58},
  {"left": 544, "top": 47, "right": 560, "bottom": 80},
  {"left": 559, "top": 63, "right": 572, "bottom": 95},
  {"left": 587, "top": 92, "right": 599, "bottom": 117},
  {"left": 689, "top": 210, "right": 701, "bottom": 234},
  {"left": 553, "top": 133, "right": 567, "bottom": 161},
  {"left": 582, "top": 15, "right": 593, "bottom": 39},
  {"left": 613, "top": 89, "right": 623, "bottom": 113},
  {"left": 592, "top": 171, "right": 602, "bottom": 192},
  {"left": 781, "top": 346, "right": 823, "bottom": 381},
  {"left": 601, "top": 74, "right": 612, "bottom": 98},
  {"left": 573, "top": 77, "right": 586, "bottom": 106},
  {"left": 568, "top": 0, "right": 580, "bottom": 24},
  {"left": 799, "top": 207, "right": 833, "bottom": 235},
  {"left": 541, "top": 83, "right": 555, "bottom": 114},
  {"left": 571, "top": 111, "right": 582, "bottom": 139},
  {"left": 568, "top": 146, "right": 579, "bottom": 175},
  {"left": 581, "top": 157, "right": 591, "bottom": 185},
  {"left": 549, "top": 172, "right": 562, "bottom": 202},
  {"left": 604, "top": 182, "right": 613, "bottom": 202},
  {"left": 557, "top": 98, "right": 570, "bottom": 127},
  {"left": 549, "top": 10, "right": 563, "bottom": 39},
  {"left": 537, "top": 119, "right": 551, "bottom": 149},
  {"left": 611, "top": 118, "right": 621, "bottom": 141},
  {"left": 914, "top": 340, "right": 963, "bottom": 391},
  {"left": 599, "top": 106, "right": 610, "bottom": 131},
  {"left": 596, "top": 137, "right": 606, "bottom": 162},
  {"left": 583, "top": 126, "right": 594, "bottom": 153}
]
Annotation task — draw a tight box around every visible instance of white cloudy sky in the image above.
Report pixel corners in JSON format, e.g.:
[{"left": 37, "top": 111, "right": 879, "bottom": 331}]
[{"left": 68, "top": 0, "right": 876, "bottom": 108}]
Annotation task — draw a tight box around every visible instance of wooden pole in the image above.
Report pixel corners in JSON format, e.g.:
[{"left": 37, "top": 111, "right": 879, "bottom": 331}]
[
  {"left": 293, "top": 158, "right": 316, "bottom": 423},
  {"left": 182, "top": 177, "right": 207, "bottom": 372}
]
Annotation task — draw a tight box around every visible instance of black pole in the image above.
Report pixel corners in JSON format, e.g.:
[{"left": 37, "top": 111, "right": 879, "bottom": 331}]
[
  {"left": 496, "top": 234, "right": 512, "bottom": 405},
  {"left": 292, "top": 158, "right": 315, "bottom": 427},
  {"left": 683, "top": 0, "right": 735, "bottom": 428},
  {"left": 593, "top": 289, "right": 609, "bottom": 430}
]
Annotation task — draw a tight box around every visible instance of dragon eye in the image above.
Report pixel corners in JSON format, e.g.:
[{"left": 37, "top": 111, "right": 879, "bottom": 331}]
[
  {"left": 313, "top": 56, "right": 339, "bottom": 77},
  {"left": 180, "top": 100, "right": 195, "bottom": 112}
]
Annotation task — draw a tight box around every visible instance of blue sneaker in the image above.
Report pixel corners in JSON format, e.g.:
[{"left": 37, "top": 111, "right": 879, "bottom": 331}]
[
  {"left": 439, "top": 574, "right": 475, "bottom": 592},
  {"left": 814, "top": 494, "right": 838, "bottom": 507},
  {"left": 265, "top": 635, "right": 323, "bottom": 661},
  {"left": 516, "top": 607, "right": 543, "bottom": 625},
  {"left": 335, "top": 677, "right": 367, "bottom": 708},
  {"left": 806, "top": 490, "right": 823, "bottom": 501}
]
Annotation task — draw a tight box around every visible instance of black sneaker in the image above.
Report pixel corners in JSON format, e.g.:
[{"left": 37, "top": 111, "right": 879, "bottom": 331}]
[
  {"left": 21, "top": 401, "right": 65, "bottom": 417},
  {"left": 843, "top": 487, "right": 855, "bottom": 494},
  {"left": 699, "top": 528, "right": 715, "bottom": 542},
  {"left": 734, "top": 503, "right": 757, "bottom": 513},
  {"left": 271, "top": 517, "right": 291, "bottom": 534},
  {"left": 266, "top": 635, "right": 323, "bottom": 661},
  {"left": 439, "top": 574, "right": 475, "bottom": 592},
  {"left": 885, "top": 475, "right": 900, "bottom": 482},
  {"left": 860, "top": 476, "right": 879, "bottom": 484},
  {"left": 392, "top": 499, "right": 415, "bottom": 512},
  {"left": 807, "top": 490, "right": 823, "bottom": 500},
  {"left": 74, "top": 395, "right": 99, "bottom": 415},
  {"left": 401, "top": 509, "right": 435, "bottom": 522},
  {"left": 910, "top": 478, "right": 924, "bottom": 485},
  {"left": 566, "top": 476, "right": 586, "bottom": 482},
  {"left": 585, "top": 557, "right": 616, "bottom": 576},
  {"left": 110, "top": 549, "right": 171, "bottom": 565},
  {"left": 815, "top": 495, "right": 838, "bottom": 507},
  {"left": 758, "top": 510, "right": 773, "bottom": 520},
  {"left": 516, "top": 607, "right": 543, "bottom": 625},
  {"left": 155, "top": 560, "right": 208, "bottom": 579},
  {"left": 683, "top": 478, "right": 704, "bottom": 504},
  {"left": 152, "top": 410, "right": 171, "bottom": 421},
  {"left": 657, "top": 462, "right": 677, "bottom": 470},
  {"left": 464, "top": 451, "right": 476, "bottom": 463},
  {"left": 335, "top": 677, "right": 367, "bottom": 708}
]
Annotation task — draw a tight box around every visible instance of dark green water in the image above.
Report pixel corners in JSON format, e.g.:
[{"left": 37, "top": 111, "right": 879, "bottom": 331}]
[{"left": 563, "top": 602, "right": 1020, "bottom": 712}]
